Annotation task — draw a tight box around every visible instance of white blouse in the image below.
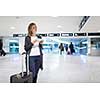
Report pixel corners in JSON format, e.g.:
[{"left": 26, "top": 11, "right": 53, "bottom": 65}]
[{"left": 30, "top": 36, "right": 40, "bottom": 56}]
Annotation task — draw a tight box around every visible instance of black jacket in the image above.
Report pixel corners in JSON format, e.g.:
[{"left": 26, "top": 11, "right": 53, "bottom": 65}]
[
  {"left": 24, "top": 35, "right": 43, "bottom": 55},
  {"left": 24, "top": 35, "right": 43, "bottom": 70}
]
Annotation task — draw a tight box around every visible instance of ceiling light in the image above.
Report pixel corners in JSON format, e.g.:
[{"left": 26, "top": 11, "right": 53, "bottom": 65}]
[
  {"left": 57, "top": 25, "right": 62, "bottom": 28},
  {"left": 10, "top": 27, "right": 15, "bottom": 29}
]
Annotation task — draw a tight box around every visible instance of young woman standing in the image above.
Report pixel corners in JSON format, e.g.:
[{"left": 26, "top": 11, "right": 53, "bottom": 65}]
[{"left": 24, "top": 23, "right": 43, "bottom": 83}]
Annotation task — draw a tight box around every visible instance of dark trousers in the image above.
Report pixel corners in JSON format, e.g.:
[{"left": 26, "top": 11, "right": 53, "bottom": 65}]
[
  {"left": 29, "top": 56, "right": 41, "bottom": 83},
  {"left": 60, "top": 50, "right": 64, "bottom": 55}
]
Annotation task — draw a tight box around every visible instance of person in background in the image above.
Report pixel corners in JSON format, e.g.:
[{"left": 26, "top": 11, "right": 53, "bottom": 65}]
[
  {"left": 59, "top": 43, "right": 64, "bottom": 55},
  {"left": 24, "top": 23, "right": 43, "bottom": 83},
  {"left": 69, "top": 42, "right": 75, "bottom": 55},
  {"left": 50, "top": 44, "right": 53, "bottom": 51},
  {"left": 65, "top": 44, "right": 68, "bottom": 54},
  {"left": 0, "top": 39, "right": 6, "bottom": 56}
]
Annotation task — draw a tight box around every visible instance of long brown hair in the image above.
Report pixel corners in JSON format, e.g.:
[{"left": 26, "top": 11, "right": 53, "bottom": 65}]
[{"left": 28, "top": 23, "right": 37, "bottom": 36}]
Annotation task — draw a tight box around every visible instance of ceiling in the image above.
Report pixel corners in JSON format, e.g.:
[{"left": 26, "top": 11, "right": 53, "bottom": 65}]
[
  {"left": 80, "top": 16, "right": 100, "bottom": 32},
  {"left": 0, "top": 16, "right": 83, "bottom": 36}
]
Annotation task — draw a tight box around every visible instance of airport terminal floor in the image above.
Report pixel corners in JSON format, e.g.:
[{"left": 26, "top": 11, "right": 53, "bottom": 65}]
[{"left": 0, "top": 53, "right": 100, "bottom": 83}]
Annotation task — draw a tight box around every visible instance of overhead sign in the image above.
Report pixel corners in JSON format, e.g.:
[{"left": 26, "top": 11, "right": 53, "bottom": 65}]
[
  {"left": 38, "top": 33, "right": 47, "bottom": 37},
  {"left": 74, "top": 33, "right": 87, "bottom": 36},
  {"left": 13, "top": 34, "right": 26, "bottom": 37},
  {"left": 61, "top": 33, "right": 73, "bottom": 37},
  {"left": 48, "top": 33, "right": 60, "bottom": 37},
  {"left": 88, "top": 33, "right": 100, "bottom": 36}
]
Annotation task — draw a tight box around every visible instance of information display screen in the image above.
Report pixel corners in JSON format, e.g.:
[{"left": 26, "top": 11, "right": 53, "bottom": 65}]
[
  {"left": 88, "top": 33, "right": 100, "bottom": 36},
  {"left": 74, "top": 33, "right": 87, "bottom": 36},
  {"left": 38, "top": 34, "right": 47, "bottom": 37},
  {"left": 13, "top": 34, "right": 26, "bottom": 37},
  {"left": 61, "top": 33, "right": 73, "bottom": 37},
  {"left": 48, "top": 33, "right": 60, "bottom": 37}
]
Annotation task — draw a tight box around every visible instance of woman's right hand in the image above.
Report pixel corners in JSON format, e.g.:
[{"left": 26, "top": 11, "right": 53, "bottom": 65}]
[{"left": 39, "top": 40, "right": 44, "bottom": 44}]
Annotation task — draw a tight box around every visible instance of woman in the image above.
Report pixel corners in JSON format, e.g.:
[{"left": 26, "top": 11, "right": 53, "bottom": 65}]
[{"left": 24, "top": 23, "right": 43, "bottom": 83}]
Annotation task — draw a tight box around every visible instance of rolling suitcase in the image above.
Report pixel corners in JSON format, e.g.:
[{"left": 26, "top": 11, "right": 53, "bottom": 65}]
[{"left": 10, "top": 52, "right": 33, "bottom": 83}]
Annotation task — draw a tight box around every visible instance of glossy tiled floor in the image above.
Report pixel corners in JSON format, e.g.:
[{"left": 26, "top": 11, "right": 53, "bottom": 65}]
[{"left": 0, "top": 53, "right": 100, "bottom": 83}]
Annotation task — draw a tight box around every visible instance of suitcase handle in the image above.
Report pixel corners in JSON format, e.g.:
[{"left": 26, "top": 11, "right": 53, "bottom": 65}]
[{"left": 21, "top": 52, "right": 30, "bottom": 77}]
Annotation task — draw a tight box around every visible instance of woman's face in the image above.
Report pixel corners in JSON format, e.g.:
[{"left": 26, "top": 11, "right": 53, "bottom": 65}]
[{"left": 31, "top": 25, "right": 37, "bottom": 35}]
